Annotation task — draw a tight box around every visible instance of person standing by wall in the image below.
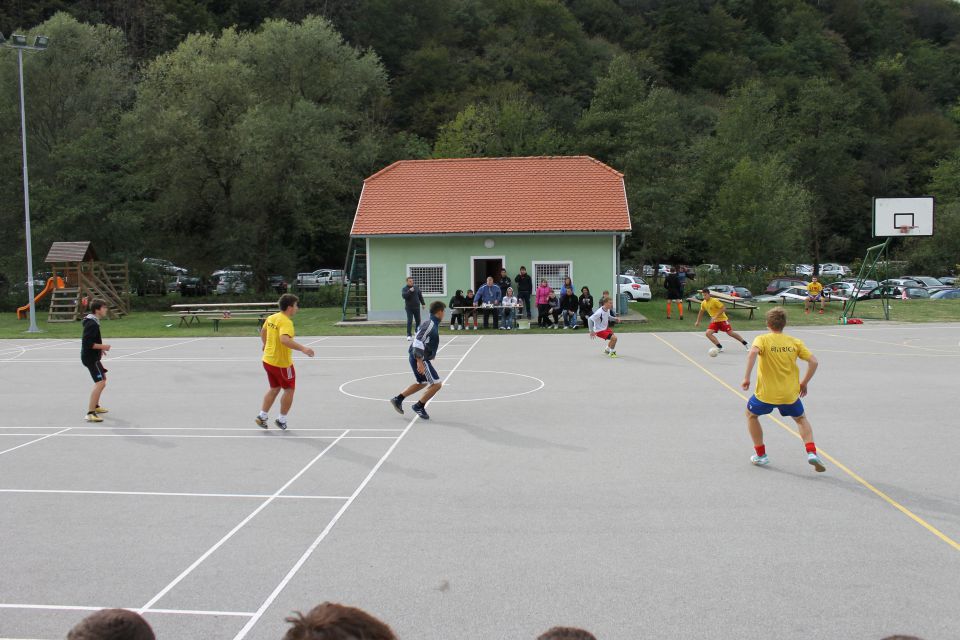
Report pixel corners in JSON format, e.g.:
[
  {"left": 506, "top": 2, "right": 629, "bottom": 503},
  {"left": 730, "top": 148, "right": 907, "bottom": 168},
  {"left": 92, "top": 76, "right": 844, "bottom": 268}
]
[
  {"left": 536, "top": 279, "right": 552, "bottom": 328},
  {"left": 578, "top": 286, "right": 594, "bottom": 328},
  {"left": 402, "top": 276, "right": 426, "bottom": 341},
  {"left": 497, "top": 268, "right": 513, "bottom": 301},
  {"left": 515, "top": 266, "right": 533, "bottom": 319}
]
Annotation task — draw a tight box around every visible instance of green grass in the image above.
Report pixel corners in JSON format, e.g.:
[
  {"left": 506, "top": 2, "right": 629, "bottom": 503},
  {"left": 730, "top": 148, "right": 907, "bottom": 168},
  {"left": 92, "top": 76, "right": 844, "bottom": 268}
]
[{"left": 3, "top": 299, "right": 960, "bottom": 339}]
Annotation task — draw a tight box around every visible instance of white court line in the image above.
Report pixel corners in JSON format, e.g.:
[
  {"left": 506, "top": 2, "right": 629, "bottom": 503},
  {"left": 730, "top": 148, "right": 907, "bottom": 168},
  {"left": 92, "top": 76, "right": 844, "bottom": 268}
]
[
  {"left": 138, "top": 430, "right": 351, "bottom": 613},
  {"left": 0, "top": 433, "right": 397, "bottom": 440},
  {"left": 303, "top": 337, "right": 331, "bottom": 346},
  {"left": 0, "top": 427, "right": 402, "bottom": 432},
  {"left": 0, "top": 604, "right": 253, "bottom": 617},
  {"left": 2, "top": 356, "right": 461, "bottom": 363},
  {"left": 232, "top": 336, "right": 482, "bottom": 640},
  {"left": 0, "top": 489, "right": 349, "bottom": 500},
  {"left": 0, "top": 428, "right": 71, "bottom": 457},
  {"left": 108, "top": 338, "right": 205, "bottom": 361}
]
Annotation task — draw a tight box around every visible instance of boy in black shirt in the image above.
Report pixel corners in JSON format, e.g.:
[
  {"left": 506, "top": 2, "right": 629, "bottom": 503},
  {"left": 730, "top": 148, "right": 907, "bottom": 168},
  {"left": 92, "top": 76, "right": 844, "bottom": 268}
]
[{"left": 81, "top": 299, "right": 111, "bottom": 422}]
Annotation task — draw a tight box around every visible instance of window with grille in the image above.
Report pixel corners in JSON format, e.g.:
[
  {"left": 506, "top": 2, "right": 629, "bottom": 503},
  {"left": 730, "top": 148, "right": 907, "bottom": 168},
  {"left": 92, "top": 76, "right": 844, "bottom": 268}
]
[
  {"left": 533, "top": 262, "right": 573, "bottom": 291},
  {"left": 407, "top": 264, "right": 446, "bottom": 296}
]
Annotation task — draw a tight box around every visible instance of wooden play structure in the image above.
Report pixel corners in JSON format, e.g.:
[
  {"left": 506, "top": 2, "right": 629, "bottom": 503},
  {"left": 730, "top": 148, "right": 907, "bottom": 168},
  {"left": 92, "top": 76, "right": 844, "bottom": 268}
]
[{"left": 42, "top": 242, "right": 129, "bottom": 322}]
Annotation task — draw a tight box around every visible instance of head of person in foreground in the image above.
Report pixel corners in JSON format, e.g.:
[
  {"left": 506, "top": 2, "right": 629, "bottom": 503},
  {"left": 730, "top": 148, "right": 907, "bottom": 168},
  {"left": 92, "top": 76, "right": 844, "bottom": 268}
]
[
  {"left": 283, "top": 602, "right": 397, "bottom": 640},
  {"left": 67, "top": 609, "right": 155, "bottom": 640},
  {"left": 537, "top": 627, "right": 598, "bottom": 640}
]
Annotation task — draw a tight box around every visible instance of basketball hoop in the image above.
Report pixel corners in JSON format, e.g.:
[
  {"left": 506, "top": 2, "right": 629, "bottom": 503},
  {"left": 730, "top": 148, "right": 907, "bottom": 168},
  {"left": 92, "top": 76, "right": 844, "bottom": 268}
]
[{"left": 897, "top": 225, "right": 915, "bottom": 235}]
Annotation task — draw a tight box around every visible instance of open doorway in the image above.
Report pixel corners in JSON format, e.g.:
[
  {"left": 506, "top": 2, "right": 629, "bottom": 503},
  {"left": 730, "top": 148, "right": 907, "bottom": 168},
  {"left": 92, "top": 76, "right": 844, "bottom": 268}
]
[{"left": 472, "top": 257, "right": 504, "bottom": 291}]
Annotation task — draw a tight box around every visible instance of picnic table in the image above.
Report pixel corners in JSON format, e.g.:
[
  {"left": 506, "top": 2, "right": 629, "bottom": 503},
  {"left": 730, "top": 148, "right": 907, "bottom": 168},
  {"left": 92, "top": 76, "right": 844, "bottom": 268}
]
[
  {"left": 166, "top": 302, "right": 278, "bottom": 331},
  {"left": 685, "top": 292, "right": 758, "bottom": 319}
]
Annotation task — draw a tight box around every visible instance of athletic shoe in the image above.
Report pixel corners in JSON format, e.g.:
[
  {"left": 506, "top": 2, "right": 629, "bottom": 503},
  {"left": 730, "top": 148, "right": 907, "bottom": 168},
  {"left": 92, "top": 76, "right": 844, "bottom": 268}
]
[
  {"left": 275, "top": 419, "right": 288, "bottom": 431},
  {"left": 390, "top": 395, "right": 404, "bottom": 415},
  {"left": 751, "top": 454, "right": 770, "bottom": 466},
  {"left": 808, "top": 453, "right": 826, "bottom": 472},
  {"left": 604, "top": 347, "right": 610, "bottom": 354},
  {"left": 608, "top": 351, "right": 618, "bottom": 358},
  {"left": 406, "top": 336, "right": 412, "bottom": 341},
  {"left": 412, "top": 403, "right": 430, "bottom": 420},
  {"left": 93, "top": 406, "right": 109, "bottom": 414},
  {"left": 255, "top": 416, "right": 268, "bottom": 428},
  {"left": 84, "top": 412, "right": 103, "bottom": 423}
]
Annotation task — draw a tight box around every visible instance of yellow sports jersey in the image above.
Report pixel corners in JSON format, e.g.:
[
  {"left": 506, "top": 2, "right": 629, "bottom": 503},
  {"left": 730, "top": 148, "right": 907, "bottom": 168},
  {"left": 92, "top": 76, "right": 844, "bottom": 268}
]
[
  {"left": 701, "top": 297, "right": 728, "bottom": 322},
  {"left": 807, "top": 281, "right": 824, "bottom": 296},
  {"left": 262, "top": 312, "right": 295, "bottom": 368},
  {"left": 752, "top": 332, "right": 812, "bottom": 404}
]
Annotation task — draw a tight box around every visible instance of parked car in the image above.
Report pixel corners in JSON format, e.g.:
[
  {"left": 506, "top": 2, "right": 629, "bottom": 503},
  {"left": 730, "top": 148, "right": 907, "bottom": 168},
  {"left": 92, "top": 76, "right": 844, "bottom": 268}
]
[
  {"left": 697, "top": 263, "right": 721, "bottom": 275},
  {"left": 938, "top": 275, "right": 956, "bottom": 285},
  {"left": 754, "top": 286, "right": 818, "bottom": 304},
  {"left": 214, "top": 272, "right": 248, "bottom": 295},
  {"left": 863, "top": 285, "right": 931, "bottom": 300},
  {"left": 296, "top": 268, "right": 344, "bottom": 289},
  {"left": 930, "top": 289, "right": 960, "bottom": 299},
  {"left": 820, "top": 263, "right": 850, "bottom": 277},
  {"left": 269, "top": 275, "right": 289, "bottom": 294},
  {"left": 617, "top": 274, "right": 651, "bottom": 301},
  {"left": 176, "top": 276, "right": 208, "bottom": 297},
  {"left": 827, "top": 281, "right": 871, "bottom": 299},
  {"left": 766, "top": 277, "right": 808, "bottom": 294},
  {"left": 212, "top": 264, "right": 253, "bottom": 278},
  {"left": 142, "top": 257, "right": 187, "bottom": 275},
  {"left": 703, "top": 284, "right": 752, "bottom": 298},
  {"left": 899, "top": 275, "right": 951, "bottom": 291}
]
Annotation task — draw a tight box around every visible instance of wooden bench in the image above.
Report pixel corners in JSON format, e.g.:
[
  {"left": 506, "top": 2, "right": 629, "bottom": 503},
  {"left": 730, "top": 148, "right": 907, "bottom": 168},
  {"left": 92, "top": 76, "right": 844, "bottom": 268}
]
[{"left": 686, "top": 292, "right": 758, "bottom": 319}]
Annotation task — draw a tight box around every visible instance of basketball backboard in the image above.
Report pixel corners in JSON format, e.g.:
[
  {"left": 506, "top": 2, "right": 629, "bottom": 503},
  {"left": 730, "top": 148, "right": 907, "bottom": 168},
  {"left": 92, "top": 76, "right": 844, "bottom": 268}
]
[{"left": 873, "top": 197, "right": 934, "bottom": 237}]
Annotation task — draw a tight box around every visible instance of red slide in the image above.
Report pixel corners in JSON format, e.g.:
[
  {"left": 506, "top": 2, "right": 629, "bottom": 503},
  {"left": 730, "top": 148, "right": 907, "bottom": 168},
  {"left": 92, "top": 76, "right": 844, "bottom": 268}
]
[{"left": 17, "top": 276, "right": 65, "bottom": 319}]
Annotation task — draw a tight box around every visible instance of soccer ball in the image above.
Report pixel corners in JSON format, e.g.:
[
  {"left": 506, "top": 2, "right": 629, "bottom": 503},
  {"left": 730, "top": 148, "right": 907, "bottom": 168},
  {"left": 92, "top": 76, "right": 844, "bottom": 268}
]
[{"left": 708, "top": 347, "right": 719, "bottom": 358}]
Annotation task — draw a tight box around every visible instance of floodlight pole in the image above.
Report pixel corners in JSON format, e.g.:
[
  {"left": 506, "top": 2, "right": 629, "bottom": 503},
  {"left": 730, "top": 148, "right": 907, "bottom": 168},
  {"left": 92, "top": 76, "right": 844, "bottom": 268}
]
[{"left": 16, "top": 47, "right": 40, "bottom": 333}]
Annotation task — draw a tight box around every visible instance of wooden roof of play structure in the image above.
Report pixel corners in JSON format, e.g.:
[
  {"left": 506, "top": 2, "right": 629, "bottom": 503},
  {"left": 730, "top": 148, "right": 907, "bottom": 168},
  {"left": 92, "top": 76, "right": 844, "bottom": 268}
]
[{"left": 45, "top": 241, "right": 98, "bottom": 263}]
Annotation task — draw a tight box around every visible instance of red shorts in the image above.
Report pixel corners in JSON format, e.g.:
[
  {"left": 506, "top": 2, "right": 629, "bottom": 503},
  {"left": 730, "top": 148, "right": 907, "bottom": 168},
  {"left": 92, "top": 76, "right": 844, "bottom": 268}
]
[
  {"left": 263, "top": 362, "right": 296, "bottom": 389},
  {"left": 596, "top": 329, "right": 613, "bottom": 340},
  {"left": 708, "top": 320, "right": 732, "bottom": 333}
]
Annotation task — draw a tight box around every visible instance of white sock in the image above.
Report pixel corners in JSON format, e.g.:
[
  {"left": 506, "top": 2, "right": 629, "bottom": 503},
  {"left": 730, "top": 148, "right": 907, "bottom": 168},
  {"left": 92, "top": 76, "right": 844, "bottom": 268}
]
[
  {"left": 258, "top": 411, "right": 268, "bottom": 420},
  {"left": 278, "top": 414, "right": 287, "bottom": 423}
]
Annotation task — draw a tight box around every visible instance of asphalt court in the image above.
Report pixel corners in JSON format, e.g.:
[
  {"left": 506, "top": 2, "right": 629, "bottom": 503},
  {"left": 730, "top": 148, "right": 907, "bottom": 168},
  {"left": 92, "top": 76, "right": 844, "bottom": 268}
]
[{"left": 1, "top": 325, "right": 958, "bottom": 640}]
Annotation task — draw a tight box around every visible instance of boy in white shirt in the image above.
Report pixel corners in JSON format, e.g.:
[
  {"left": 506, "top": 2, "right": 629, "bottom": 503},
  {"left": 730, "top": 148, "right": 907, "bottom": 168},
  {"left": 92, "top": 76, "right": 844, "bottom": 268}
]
[
  {"left": 501, "top": 287, "right": 519, "bottom": 330},
  {"left": 588, "top": 297, "right": 618, "bottom": 358}
]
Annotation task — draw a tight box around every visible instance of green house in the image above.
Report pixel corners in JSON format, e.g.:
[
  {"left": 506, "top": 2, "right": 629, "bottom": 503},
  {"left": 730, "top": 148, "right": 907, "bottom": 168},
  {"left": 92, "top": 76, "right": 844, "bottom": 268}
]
[{"left": 345, "top": 156, "right": 632, "bottom": 321}]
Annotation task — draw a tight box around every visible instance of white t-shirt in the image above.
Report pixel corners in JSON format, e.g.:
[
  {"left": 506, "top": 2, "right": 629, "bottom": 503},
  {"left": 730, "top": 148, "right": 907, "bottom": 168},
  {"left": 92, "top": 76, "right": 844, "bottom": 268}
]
[
  {"left": 589, "top": 307, "right": 612, "bottom": 332},
  {"left": 502, "top": 296, "right": 518, "bottom": 307}
]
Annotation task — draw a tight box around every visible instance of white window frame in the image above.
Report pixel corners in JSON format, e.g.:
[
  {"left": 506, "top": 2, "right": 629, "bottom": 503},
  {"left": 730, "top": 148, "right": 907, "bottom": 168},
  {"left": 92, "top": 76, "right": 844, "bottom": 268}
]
[
  {"left": 407, "top": 263, "right": 447, "bottom": 297},
  {"left": 532, "top": 261, "right": 574, "bottom": 292}
]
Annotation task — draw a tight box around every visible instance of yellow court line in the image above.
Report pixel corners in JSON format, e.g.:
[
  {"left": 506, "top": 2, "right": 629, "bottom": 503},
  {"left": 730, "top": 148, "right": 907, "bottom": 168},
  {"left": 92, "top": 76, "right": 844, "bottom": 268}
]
[{"left": 651, "top": 333, "right": 960, "bottom": 554}]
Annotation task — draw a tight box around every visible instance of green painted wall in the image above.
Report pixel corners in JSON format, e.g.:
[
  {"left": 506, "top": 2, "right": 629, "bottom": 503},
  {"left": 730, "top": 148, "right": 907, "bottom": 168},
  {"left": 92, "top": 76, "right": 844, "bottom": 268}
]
[{"left": 365, "top": 234, "right": 620, "bottom": 320}]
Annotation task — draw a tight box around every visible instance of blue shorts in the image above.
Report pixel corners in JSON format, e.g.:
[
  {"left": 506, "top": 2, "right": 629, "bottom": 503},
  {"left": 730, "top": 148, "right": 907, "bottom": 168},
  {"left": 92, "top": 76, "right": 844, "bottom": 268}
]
[
  {"left": 409, "top": 353, "right": 440, "bottom": 384},
  {"left": 747, "top": 395, "right": 805, "bottom": 417}
]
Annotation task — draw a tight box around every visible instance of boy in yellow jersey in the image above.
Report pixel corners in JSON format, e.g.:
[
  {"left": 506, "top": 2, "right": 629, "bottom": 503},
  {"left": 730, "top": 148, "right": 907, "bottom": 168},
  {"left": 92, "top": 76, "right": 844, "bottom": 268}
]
[
  {"left": 694, "top": 288, "right": 748, "bottom": 353},
  {"left": 741, "top": 307, "right": 825, "bottom": 471},
  {"left": 804, "top": 276, "right": 825, "bottom": 314},
  {"left": 256, "top": 294, "right": 315, "bottom": 430}
]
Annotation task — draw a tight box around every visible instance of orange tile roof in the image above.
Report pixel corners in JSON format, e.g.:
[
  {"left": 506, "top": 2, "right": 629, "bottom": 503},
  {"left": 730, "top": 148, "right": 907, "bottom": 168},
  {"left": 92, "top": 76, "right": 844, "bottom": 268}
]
[{"left": 351, "top": 156, "right": 631, "bottom": 236}]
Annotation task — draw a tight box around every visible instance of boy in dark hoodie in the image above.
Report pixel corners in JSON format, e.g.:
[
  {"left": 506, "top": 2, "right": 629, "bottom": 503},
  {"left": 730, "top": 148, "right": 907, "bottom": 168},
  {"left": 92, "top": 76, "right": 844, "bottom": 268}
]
[
  {"left": 81, "top": 299, "right": 111, "bottom": 422},
  {"left": 449, "top": 289, "right": 466, "bottom": 330}
]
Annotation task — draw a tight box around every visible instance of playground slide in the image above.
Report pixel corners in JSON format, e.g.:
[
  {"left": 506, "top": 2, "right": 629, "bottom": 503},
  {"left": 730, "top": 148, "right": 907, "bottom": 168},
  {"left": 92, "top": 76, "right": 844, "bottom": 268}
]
[{"left": 17, "top": 277, "right": 64, "bottom": 319}]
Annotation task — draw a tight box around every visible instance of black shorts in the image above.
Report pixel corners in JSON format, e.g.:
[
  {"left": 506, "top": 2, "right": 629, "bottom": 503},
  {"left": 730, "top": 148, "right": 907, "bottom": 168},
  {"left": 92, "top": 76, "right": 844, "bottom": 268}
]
[{"left": 84, "top": 360, "right": 107, "bottom": 382}]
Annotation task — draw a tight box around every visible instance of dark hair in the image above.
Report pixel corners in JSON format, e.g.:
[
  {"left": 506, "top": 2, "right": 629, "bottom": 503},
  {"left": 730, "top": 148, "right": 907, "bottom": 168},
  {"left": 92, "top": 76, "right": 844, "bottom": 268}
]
[
  {"left": 581, "top": 287, "right": 589, "bottom": 293},
  {"left": 283, "top": 602, "right": 396, "bottom": 640},
  {"left": 67, "top": 609, "right": 155, "bottom": 640},
  {"left": 520, "top": 266, "right": 527, "bottom": 270},
  {"left": 537, "top": 627, "right": 597, "bottom": 640},
  {"left": 89, "top": 299, "right": 107, "bottom": 313},
  {"left": 279, "top": 293, "right": 299, "bottom": 311},
  {"left": 455, "top": 289, "right": 463, "bottom": 297},
  {"left": 429, "top": 300, "right": 446, "bottom": 315},
  {"left": 766, "top": 306, "right": 787, "bottom": 331}
]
